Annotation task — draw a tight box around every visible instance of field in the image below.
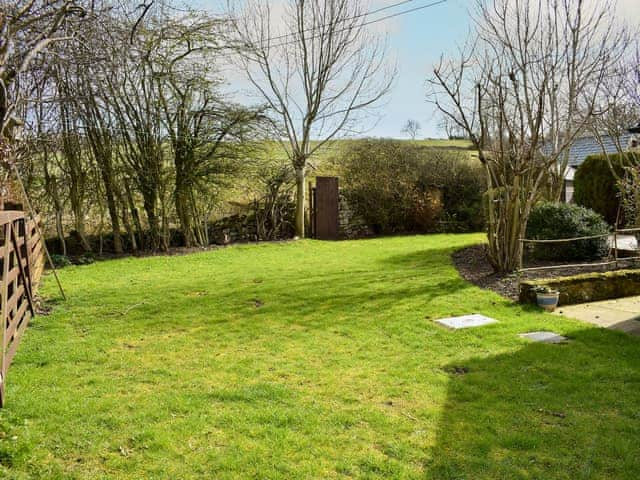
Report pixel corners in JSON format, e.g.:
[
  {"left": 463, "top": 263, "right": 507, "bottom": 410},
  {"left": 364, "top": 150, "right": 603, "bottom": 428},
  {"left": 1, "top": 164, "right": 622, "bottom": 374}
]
[
  {"left": 1, "top": 235, "right": 639, "bottom": 478},
  {"left": 264, "top": 137, "right": 476, "bottom": 172}
]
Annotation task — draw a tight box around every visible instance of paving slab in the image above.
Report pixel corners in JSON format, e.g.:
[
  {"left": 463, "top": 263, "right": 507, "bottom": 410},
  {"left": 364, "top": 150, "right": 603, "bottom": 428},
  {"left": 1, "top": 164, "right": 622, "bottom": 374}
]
[
  {"left": 555, "top": 296, "right": 640, "bottom": 336},
  {"left": 435, "top": 314, "right": 498, "bottom": 330},
  {"left": 519, "top": 331, "right": 568, "bottom": 344}
]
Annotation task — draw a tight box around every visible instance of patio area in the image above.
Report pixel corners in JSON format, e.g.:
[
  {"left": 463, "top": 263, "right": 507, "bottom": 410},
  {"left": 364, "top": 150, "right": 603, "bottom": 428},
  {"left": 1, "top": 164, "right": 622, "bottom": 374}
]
[{"left": 555, "top": 296, "right": 640, "bottom": 336}]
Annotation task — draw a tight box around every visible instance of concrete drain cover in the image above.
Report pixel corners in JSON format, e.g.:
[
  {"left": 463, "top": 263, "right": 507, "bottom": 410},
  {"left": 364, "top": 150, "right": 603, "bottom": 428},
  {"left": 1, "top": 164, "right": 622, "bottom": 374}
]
[
  {"left": 519, "top": 331, "right": 567, "bottom": 344},
  {"left": 435, "top": 314, "right": 498, "bottom": 330}
]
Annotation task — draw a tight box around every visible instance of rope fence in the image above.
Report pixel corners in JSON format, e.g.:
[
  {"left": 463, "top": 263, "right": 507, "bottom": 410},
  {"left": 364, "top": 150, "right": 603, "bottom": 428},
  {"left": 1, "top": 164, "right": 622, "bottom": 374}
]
[{"left": 518, "top": 227, "right": 640, "bottom": 273}]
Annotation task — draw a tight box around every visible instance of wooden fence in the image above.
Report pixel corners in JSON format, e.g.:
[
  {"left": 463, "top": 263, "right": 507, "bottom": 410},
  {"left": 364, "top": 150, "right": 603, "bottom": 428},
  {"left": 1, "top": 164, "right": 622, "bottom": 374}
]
[{"left": 0, "top": 211, "right": 44, "bottom": 407}]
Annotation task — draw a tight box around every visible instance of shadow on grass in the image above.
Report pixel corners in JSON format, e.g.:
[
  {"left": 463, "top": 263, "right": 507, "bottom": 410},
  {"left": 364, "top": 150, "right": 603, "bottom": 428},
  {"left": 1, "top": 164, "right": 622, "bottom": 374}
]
[
  {"left": 73, "top": 245, "right": 476, "bottom": 333},
  {"left": 381, "top": 246, "right": 462, "bottom": 267},
  {"left": 429, "top": 327, "right": 640, "bottom": 479}
]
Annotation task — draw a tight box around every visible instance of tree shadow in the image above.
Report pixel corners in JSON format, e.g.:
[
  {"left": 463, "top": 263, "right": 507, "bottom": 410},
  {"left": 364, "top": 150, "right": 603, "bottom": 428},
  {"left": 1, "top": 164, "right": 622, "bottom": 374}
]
[
  {"left": 428, "top": 326, "right": 640, "bottom": 479},
  {"left": 61, "top": 244, "right": 477, "bottom": 334}
]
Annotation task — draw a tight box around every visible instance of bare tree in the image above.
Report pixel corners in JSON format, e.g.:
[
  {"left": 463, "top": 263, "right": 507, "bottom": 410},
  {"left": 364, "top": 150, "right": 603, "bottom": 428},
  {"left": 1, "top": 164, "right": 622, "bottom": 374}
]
[
  {"left": 148, "top": 12, "right": 268, "bottom": 247},
  {"left": 231, "top": 0, "right": 394, "bottom": 237},
  {"left": 428, "top": 0, "right": 628, "bottom": 272},
  {"left": 589, "top": 43, "right": 640, "bottom": 227},
  {"left": 0, "top": 1, "right": 84, "bottom": 142},
  {"left": 401, "top": 119, "right": 421, "bottom": 140}
]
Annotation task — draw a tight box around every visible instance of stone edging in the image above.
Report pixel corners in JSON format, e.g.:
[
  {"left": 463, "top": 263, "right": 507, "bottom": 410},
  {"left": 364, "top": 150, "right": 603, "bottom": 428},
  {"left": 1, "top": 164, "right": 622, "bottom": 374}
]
[{"left": 519, "top": 269, "right": 640, "bottom": 306}]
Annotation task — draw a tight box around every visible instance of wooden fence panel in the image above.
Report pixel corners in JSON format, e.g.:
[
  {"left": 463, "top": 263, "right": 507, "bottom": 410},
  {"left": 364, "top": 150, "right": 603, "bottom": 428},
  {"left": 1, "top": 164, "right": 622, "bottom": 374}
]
[{"left": 0, "top": 212, "right": 44, "bottom": 407}]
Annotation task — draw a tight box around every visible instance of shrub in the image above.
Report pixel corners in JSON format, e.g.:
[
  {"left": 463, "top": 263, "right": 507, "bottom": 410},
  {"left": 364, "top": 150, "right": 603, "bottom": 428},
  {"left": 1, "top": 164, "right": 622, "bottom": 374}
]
[
  {"left": 574, "top": 153, "right": 636, "bottom": 225},
  {"left": 77, "top": 253, "right": 97, "bottom": 265},
  {"left": 619, "top": 165, "right": 640, "bottom": 228},
  {"left": 338, "top": 139, "right": 485, "bottom": 234},
  {"left": 525, "top": 202, "right": 610, "bottom": 261},
  {"left": 50, "top": 254, "right": 72, "bottom": 268},
  {"left": 428, "top": 152, "right": 485, "bottom": 232},
  {"left": 339, "top": 140, "right": 434, "bottom": 234}
]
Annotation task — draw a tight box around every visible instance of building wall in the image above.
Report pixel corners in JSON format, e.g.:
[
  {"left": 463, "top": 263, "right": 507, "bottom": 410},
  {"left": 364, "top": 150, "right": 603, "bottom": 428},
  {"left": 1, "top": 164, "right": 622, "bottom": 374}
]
[{"left": 563, "top": 180, "right": 575, "bottom": 203}]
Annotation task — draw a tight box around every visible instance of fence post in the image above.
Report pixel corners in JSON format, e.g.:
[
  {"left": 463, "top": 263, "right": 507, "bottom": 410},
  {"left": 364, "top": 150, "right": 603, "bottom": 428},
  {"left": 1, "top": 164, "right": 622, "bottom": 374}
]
[
  {"left": 614, "top": 229, "right": 619, "bottom": 269},
  {"left": 0, "top": 222, "right": 10, "bottom": 407},
  {"left": 308, "top": 181, "right": 314, "bottom": 238},
  {"left": 518, "top": 239, "right": 524, "bottom": 273}
]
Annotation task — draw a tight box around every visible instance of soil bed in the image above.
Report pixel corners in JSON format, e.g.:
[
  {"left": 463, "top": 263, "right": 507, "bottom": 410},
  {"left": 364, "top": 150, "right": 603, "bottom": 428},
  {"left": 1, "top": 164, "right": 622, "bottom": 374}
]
[{"left": 453, "top": 244, "right": 639, "bottom": 301}]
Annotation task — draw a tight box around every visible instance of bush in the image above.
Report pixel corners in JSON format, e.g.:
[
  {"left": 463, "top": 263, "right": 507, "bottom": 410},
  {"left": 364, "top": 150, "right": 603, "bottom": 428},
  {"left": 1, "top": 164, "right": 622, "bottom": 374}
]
[
  {"left": 76, "top": 252, "right": 96, "bottom": 265},
  {"left": 338, "top": 139, "right": 485, "bottom": 234},
  {"left": 574, "top": 153, "right": 637, "bottom": 225},
  {"left": 525, "top": 202, "right": 610, "bottom": 261},
  {"left": 619, "top": 165, "right": 640, "bottom": 227},
  {"left": 431, "top": 153, "right": 485, "bottom": 232},
  {"left": 50, "top": 254, "right": 72, "bottom": 268}
]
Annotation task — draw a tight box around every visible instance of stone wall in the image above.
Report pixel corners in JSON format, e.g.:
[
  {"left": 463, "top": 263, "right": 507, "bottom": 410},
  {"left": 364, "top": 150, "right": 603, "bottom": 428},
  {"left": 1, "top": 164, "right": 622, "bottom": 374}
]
[
  {"left": 519, "top": 269, "right": 640, "bottom": 306},
  {"left": 338, "top": 193, "right": 374, "bottom": 240},
  {"left": 209, "top": 214, "right": 259, "bottom": 245},
  {"left": 212, "top": 191, "right": 376, "bottom": 243}
]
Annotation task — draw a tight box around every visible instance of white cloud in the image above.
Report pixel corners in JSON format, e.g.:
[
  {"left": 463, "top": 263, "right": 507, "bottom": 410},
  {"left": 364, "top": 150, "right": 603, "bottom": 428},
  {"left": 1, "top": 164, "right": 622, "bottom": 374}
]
[{"left": 616, "top": 0, "right": 640, "bottom": 26}]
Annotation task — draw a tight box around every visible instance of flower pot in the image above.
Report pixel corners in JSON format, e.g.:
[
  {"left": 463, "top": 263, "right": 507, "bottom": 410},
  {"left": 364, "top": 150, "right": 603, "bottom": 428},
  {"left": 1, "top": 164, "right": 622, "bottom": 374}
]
[{"left": 536, "top": 292, "right": 560, "bottom": 312}]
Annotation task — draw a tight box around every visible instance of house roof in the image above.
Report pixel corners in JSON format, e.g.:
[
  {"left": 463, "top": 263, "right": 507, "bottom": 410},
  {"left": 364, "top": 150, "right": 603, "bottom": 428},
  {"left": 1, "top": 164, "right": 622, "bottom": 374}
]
[{"left": 562, "top": 133, "right": 635, "bottom": 168}]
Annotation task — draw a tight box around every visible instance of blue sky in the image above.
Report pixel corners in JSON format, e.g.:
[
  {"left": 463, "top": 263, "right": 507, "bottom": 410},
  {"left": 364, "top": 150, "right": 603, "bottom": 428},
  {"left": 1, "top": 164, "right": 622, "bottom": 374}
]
[
  {"left": 374, "top": 0, "right": 471, "bottom": 138},
  {"left": 193, "top": 0, "right": 472, "bottom": 139},
  {"left": 191, "top": 0, "right": 638, "bottom": 139}
]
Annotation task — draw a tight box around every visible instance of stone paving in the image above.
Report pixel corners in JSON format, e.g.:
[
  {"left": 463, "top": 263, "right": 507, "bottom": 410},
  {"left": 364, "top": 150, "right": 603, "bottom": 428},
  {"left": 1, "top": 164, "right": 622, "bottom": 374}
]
[
  {"left": 519, "top": 331, "right": 568, "bottom": 344},
  {"left": 555, "top": 296, "right": 640, "bottom": 336},
  {"left": 435, "top": 314, "right": 498, "bottom": 330}
]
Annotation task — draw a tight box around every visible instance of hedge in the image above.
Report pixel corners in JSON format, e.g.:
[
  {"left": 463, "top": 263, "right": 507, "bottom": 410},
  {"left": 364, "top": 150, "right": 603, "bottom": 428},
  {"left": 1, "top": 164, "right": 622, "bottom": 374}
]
[
  {"left": 337, "top": 139, "right": 486, "bottom": 235},
  {"left": 573, "top": 153, "right": 638, "bottom": 225}
]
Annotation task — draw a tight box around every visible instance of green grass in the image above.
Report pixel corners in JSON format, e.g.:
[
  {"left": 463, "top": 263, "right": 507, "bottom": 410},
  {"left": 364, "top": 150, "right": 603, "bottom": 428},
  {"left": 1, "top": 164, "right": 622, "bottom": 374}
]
[{"left": 1, "top": 235, "right": 640, "bottom": 479}]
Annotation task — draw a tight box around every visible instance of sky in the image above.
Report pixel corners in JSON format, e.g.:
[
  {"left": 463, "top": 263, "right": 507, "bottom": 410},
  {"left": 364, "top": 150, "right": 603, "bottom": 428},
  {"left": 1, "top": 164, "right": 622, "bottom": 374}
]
[{"left": 192, "top": 0, "right": 638, "bottom": 139}]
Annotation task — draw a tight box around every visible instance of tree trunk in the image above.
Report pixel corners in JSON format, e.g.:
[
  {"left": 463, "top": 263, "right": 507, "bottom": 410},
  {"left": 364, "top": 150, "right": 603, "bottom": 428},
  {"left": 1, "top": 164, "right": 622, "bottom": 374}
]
[
  {"left": 142, "top": 192, "right": 160, "bottom": 251},
  {"left": 123, "top": 181, "right": 142, "bottom": 251},
  {"left": 485, "top": 176, "right": 528, "bottom": 273},
  {"left": 120, "top": 194, "right": 137, "bottom": 253},
  {"left": 71, "top": 201, "right": 91, "bottom": 252},
  {"left": 43, "top": 155, "right": 67, "bottom": 256},
  {"left": 294, "top": 166, "right": 306, "bottom": 238},
  {"left": 96, "top": 155, "right": 123, "bottom": 253},
  {"left": 174, "top": 153, "right": 198, "bottom": 247}
]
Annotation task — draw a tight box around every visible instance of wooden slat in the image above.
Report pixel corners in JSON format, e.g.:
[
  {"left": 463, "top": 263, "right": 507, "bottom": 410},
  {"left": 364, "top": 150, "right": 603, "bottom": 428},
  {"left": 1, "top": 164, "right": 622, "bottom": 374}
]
[
  {"left": 0, "top": 212, "right": 46, "bottom": 407},
  {"left": 30, "top": 243, "right": 42, "bottom": 260},
  {"left": 4, "top": 310, "right": 32, "bottom": 370},
  {"left": 0, "top": 212, "right": 25, "bottom": 227},
  {"left": 5, "top": 285, "right": 25, "bottom": 314},
  {"left": 0, "top": 222, "right": 10, "bottom": 408},
  {"left": 4, "top": 266, "right": 20, "bottom": 286},
  {"left": 10, "top": 224, "right": 34, "bottom": 316},
  {"left": 4, "top": 301, "right": 29, "bottom": 349}
]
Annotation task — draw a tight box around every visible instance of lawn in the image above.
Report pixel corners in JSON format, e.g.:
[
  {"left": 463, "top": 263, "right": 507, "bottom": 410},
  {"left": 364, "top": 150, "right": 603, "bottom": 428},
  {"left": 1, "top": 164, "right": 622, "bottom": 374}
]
[{"left": 1, "top": 235, "right": 640, "bottom": 479}]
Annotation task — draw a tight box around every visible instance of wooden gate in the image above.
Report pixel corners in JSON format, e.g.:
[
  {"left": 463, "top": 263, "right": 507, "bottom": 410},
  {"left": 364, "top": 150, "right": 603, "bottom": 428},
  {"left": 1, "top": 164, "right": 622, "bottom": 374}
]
[
  {"left": 311, "top": 177, "right": 340, "bottom": 240},
  {"left": 0, "top": 211, "right": 44, "bottom": 407}
]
